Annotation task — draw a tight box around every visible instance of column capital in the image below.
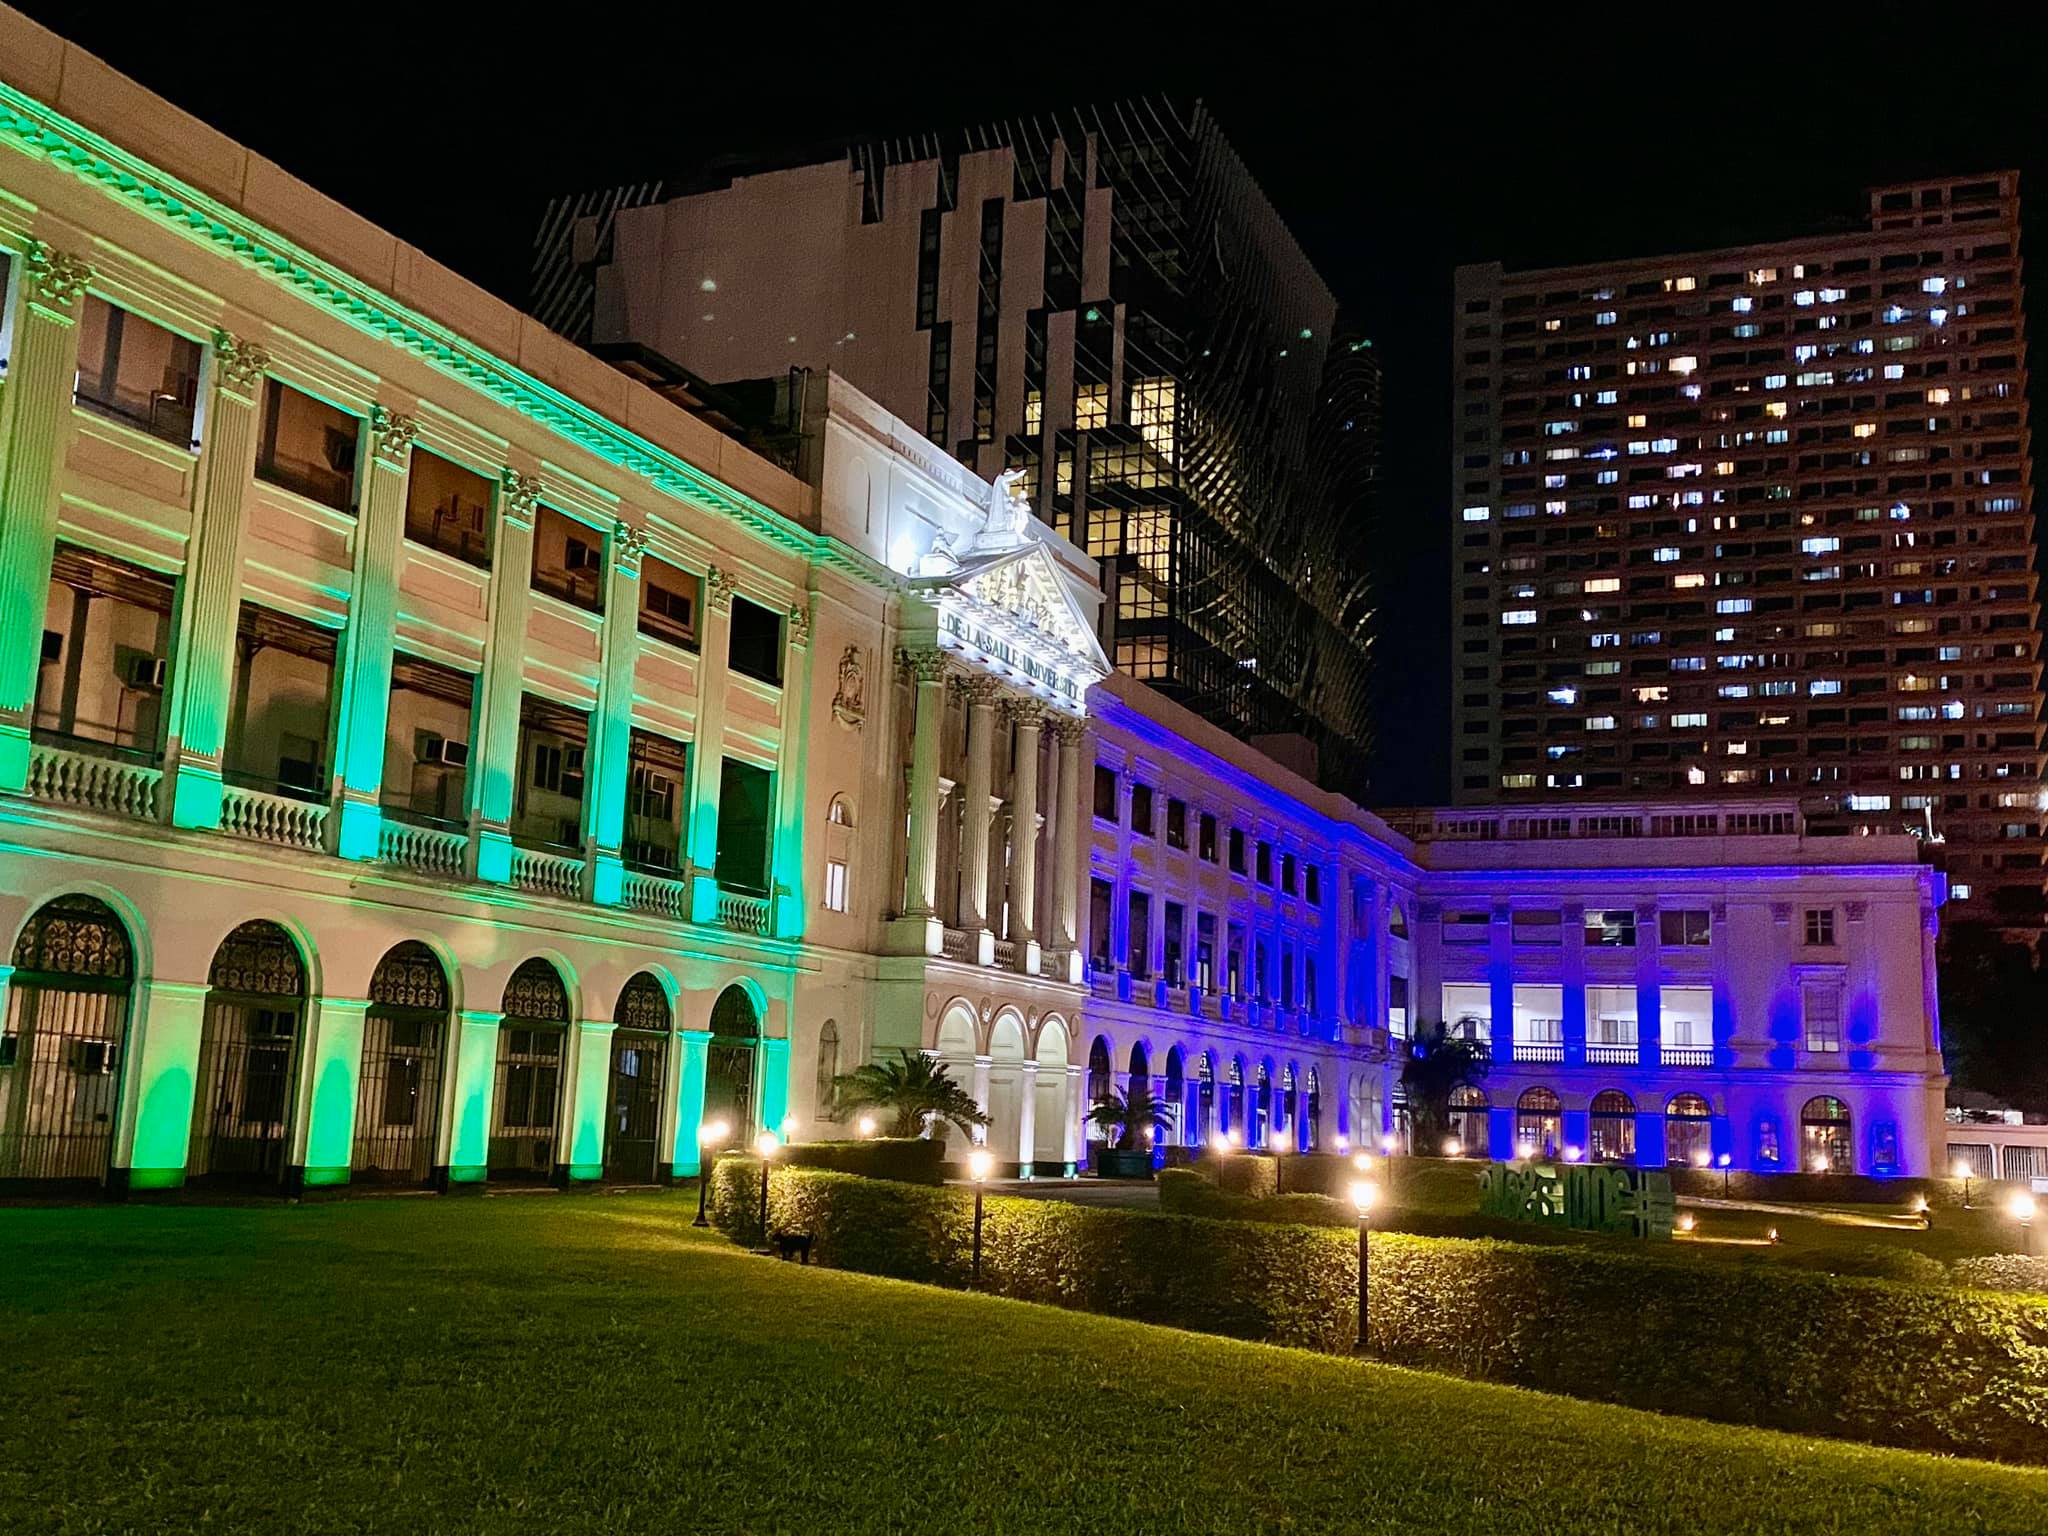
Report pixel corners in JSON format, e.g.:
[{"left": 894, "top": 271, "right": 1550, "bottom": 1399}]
[
  {"left": 1004, "top": 696, "right": 1047, "bottom": 726},
  {"left": 25, "top": 242, "right": 91, "bottom": 312},
  {"left": 611, "top": 516, "right": 649, "bottom": 570},
  {"left": 211, "top": 328, "right": 271, "bottom": 397},
  {"left": 1049, "top": 713, "right": 1089, "bottom": 745},
  {"left": 370, "top": 404, "right": 418, "bottom": 467},
  {"left": 953, "top": 672, "right": 1000, "bottom": 706},
  {"left": 497, "top": 467, "right": 542, "bottom": 526},
  {"left": 706, "top": 565, "right": 738, "bottom": 614},
  {"left": 896, "top": 645, "right": 948, "bottom": 684},
  {"left": 786, "top": 597, "right": 814, "bottom": 649}
]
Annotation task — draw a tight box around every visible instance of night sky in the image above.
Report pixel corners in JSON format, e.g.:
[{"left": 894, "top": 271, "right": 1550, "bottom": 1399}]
[{"left": 23, "top": 8, "right": 2046, "bottom": 805}]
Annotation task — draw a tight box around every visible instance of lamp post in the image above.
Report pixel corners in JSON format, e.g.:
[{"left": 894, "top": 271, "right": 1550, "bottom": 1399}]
[
  {"left": 1954, "top": 1158, "right": 1975, "bottom": 1210},
  {"left": 2010, "top": 1192, "right": 2038, "bottom": 1256},
  {"left": 968, "top": 1148, "right": 994, "bottom": 1287},
  {"left": 753, "top": 1130, "right": 780, "bottom": 1250},
  {"left": 1349, "top": 1178, "right": 1380, "bottom": 1354},
  {"left": 692, "top": 1119, "right": 731, "bottom": 1228},
  {"left": 1716, "top": 1152, "right": 1732, "bottom": 1197}
]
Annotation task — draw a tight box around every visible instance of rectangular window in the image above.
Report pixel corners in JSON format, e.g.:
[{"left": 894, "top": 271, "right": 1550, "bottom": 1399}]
[
  {"left": 1584, "top": 909, "right": 1637, "bottom": 947},
  {"left": 1256, "top": 841, "right": 1273, "bottom": 884},
  {"left": 915, "top": 208, "right": 941, "bottom": 328},
  {"left": 1228, "top": 827, "right": 1246, "bottom": 874},
  {"left": 74, "top": 296, "right": 202, "bottom": 448},
  {"left": 1388, "top": 974, "right": 1410, "bottom": 1038},
  {"left": 1803, "top": 983, "right": 1842, "bottom": 1052},
  {"left": 714, "top": 757, "right": 773, "bottom": 894},
  {"left": 1163, "top": 901, "right": 1185, "bottom": 985},
  {"left": 1280, "top": 853, "right": 1297, "bottom": 896},
  {"left": 529, "top": 506, "right": 605, "bottom": 614},
  {"left": 382, "top": 652, "right": 475, "bottom": 825},
  {"left": 727, "top": 595, "right": 784, "bottom": 686},
  {"left": 623, "top": 727, "right": 686, "bottom": 870},
  {"left": 1165, "top": 797, "right": 1188, "bottom": 850},
  {"left": 35, "top": 544, "right": 177, "bottom": 762},
  {"left": 925, "top": 322, "right": 951, "bottom": 445},
  {"left": 1512, "top": 910, "right": 1562, "bottom": 945},
  {"left": 1442, "top": 982, "right": 1491, "bottom": 1042},
  {"left": 823, "top": 858, "right": 849, "bottom": 914},
  {"left": 1127, "top": 890, "right": 1151, "bottom": 980},
  {"left": 512, "top": 694, "right": 588, "bottom": 851},
  {"left": 1804, "top": 908, "right": 1837, "bottom": 947},
  {"left": 1280, "top": 945, "right": 1296, "bottom": 1009},
  {"left": 1129, "top": 782, "right": 1155, "bottom": 838},
  {"left": 222, "top": 599, "right": 335, "bottom": 796},
  {"left": 1093, "top": 765, "right": 1118, "bottom": 821},
  {"left": 638, "top": 558, "right": 700, "bottom": 651},
  {"left": 1442, "top": 911, "right": 1490, "bottom": 944},
  {"left": 404, "top": 451, "right": 493, "bottom": 569},
  {"left": 1658, "top": 909, "right": 1712, "bottom": 947},
  {"left": 256, "top": 378, "right": 358, "bottom": 512},
  {"left": 1305, "top": 864, "right": 1320, "bottom": 905},
  {"left": 1089, "top": 878, "right": 1114, "bottom": 966},
  {"left": 1195, "top": 912, "right": 1216, "bottom": 990}
]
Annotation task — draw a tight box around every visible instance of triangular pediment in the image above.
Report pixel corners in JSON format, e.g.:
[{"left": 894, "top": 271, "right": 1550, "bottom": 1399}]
[{"left": 910, "top": 543, "right": 1112, "bottom": 702}]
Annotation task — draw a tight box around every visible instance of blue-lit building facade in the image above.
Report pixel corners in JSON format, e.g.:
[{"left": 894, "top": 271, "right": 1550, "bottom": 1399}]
[{"left": 0, "top": 18, "right": 1948, "bottom": 1197}]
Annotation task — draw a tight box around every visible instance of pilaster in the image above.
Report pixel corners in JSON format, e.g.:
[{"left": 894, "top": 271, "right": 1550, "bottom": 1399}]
[
  {"left": 891, "top": 646, "right": 947, "bottom": 955},
  {"left": 957, "top": 675, "right": 998, "bottom": 944},
  {"left": 563, "top": 1019, "right": 616, "bottom": 1182},
  {"left": 167, "top": 328, "right": 270, "bottom": 829},
  {"left": 670, "top": 1027, "right": 713, "bottom": 1176},
  {"left": 1560, "top": 901, "right": 1587, "bottom": 1067},
  {"left": 110, "top": 975, "right": 205, "bottom": 1192},
  {"left": 287, "top": 996, "right": 368, "bottom": 1191},
  {"left": 0, "top": 244, "right": 91, "bottom": 789},
  {"left": 685, "top": 565, "right": 737, "bottom": 923},
  {"left": 1050, "top": 715, "right": 1086, "bottom": 983},
  {"left": 769, "top": 596, "right": 815, "bottom": 939},
  {"left": 333, "top": 404, "right": 417, "bottom": 860},
  {"left": 1008, "top": 698, "right": 1044, "bottom": 974},
  {"left": 760, "top": 1035, "right": 791, "bottom": 1136},
  {"left": 438, "top": 1008, "right": 502, "bottom": 1187},
  {"left": 468, "top": 469, "right": 539, "bottom": 883},
  {"left": 583, "top": 518, "right": 646, "bottom": 905}
]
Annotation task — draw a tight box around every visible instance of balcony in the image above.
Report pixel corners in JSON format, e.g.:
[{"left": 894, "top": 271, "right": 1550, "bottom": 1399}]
[
  {"left": 1662, "top": 1044, "right": 1715, "bottom": 1068},
  {"left": 511, "top": 845, "right": 583, "bottom": 899},
  {"left": 379, "top": 816, "right": 466, "bottom": 878},
  {"left": 1586, "top": 1043, "right": 1640, "bottom": 1067},
  {"left": 219, "top": 783, "right": 329, "bottom": 852},
  {"left": 717, "top": 889, "right": 771, "bottom": 937},
  {"left": 622, "top": 869, "right": 688, "bottom": 921},
  {"left": 991, "top": 938, "right": 1018, "bottom": 970},
  {"left": 26, "top": 741, "right": 162, "bottom": 822},
  {"left": 940, "top": 927, "right": 972, "bottom": 963},
  {"left": 1515, "top": 1041, "right": 1566, "bottom": 1064}
]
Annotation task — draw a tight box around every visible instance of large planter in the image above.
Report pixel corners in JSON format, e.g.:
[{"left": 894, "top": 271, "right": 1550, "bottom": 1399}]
[{"left": 1094, "top": 1147, "right": 1156, "bottom": 1180}]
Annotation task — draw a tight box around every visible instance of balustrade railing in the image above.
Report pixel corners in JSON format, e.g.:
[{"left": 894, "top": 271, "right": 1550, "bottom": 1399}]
[
  {"left": 939, "top": 927, "right": 971, "bottom": 962},
  {"left": 379, "top": 818, "right": 467, "bottom": 878},
  {"left": 717, "top": 889, "right": 771, "bottom": 936},
  {"left": 219, "top": 784, "right": 328, "bottom": 852},
  {"left": 622, "top": 869, "right": 689, "bottom": 921},
  {"left": 1516, "top": 1041, "right": 1566, "bottom": 1064},
  {"left": 1661, "top": 1044, "right": 1715, "bottom": 1067},
  {"left": 1585, "top": 1043, "right": 1640, "bottom": 1066},
  {"left": 991, "top": 938, "right": 1018, "bottom": 970},
  {"left": 25, "top": 742, "right": 161, "bottom": 821},
  {"left": 511, "top": 846, "right": 584, "bottom": 899}
]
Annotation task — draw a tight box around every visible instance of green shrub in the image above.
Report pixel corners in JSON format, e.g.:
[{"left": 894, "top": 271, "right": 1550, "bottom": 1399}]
[
  {"left": 1159, "top": 1169, "right": 1355, "bottom": 1230},
  {"left": 715, "top": 1163, "right": 2048, "bottom": 1464},
  {"left": 1275, "top": 1153, "right": 1354, "bottom": 1198},
  {"left": 1954, "top": 1254, "right": 2048, "bottom": 1296},
  {"left": 1783, "top": 1244, "right": 1951, "bottom": 1287},
  {"left": 1665, "top": 1167, "right": 2022, "bottom": 1210},
  {"left": 1215, "top": 1153, "right": 1278, "bottom": 1199},
  {"left": 778, "top": 1136, "right": 945, "bottom": 1185}
]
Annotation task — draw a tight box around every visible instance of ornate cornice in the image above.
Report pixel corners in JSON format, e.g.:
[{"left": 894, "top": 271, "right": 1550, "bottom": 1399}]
[
  {"left": 369, "top": 404, "right": 418, "bottom": 466},
  {"left": 706, "top": 565, "right": 737, "bottom": 614},
  {"left": 25, "top": 241, "right": 90, "bottom": 310},
  {"left": 0, "top": 81, "right": 900, "bottom": 593},
  {"left": 497, "top": 468, "right": 542, "bottom": 524},
  {"left": 897, "top": 646, "right": 947, "bottom": 684},
  {"left": 211, "top": 328, "right": 270, "bottom": 395}
]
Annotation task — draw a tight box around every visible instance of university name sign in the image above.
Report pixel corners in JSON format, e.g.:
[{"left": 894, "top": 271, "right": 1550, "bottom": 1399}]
[{"left": 1478, "top": 1160, "right": 1677, "bottom": 1240}]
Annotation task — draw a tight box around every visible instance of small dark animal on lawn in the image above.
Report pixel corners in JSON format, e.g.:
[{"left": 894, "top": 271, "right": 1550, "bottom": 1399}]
[{"left": 772, "top": 1231, "right": 814, "bottom": 1264}]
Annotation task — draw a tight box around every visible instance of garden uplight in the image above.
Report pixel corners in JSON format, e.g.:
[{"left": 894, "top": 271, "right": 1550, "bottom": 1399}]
[
  {"left": 1348, "top": 1180, "right": 1379, "bottom": 1217},
  {"left": 781, "top": 1115, "right": 798, "bottom": 1138},
  {"left": 752, "top": 1131, "right": 781, "bottom": 1252},
  {"left": 2008, "top": 1192, "right": 2037, "bottom": 1227},
  {"left": 858, "top": 1115, "right": 877, "bottom": 1139},
  {"left": 1563, "top": 1144, "right": 1583, "bottom": 1163},
  {"left": 1334, "top": 1134, "right": 1350, "bottom": 1154},
  {"left": 1954, "top": 1159, "right": 1975, "bottom": 1208},
  {"left": 1676, "top": 1213, "right": 1696, "bottom": 1234},
  {"left": 1380, "top": 1133, "right": 1398, "bottom": 1156},
  {"left": 1691, "top": 1148, "right": 1711, "bottom": 1170},
  {"left": 1810, "top": 1155, "right": 1830, "bottom": 1174},
  {"left": 1228, "top": 1129, "right": 1243, "bottom": 1148},
  {"left": 1353, "top": 1152, "right": 1372, "bottom": 1174},
  {"left": 1210, "top": 1132, "right": 1232, "bottom": 1156},
  {"left": 1349, "top": 1180, "right": 1380, "bottom": 1354},
  {"left": 1444, "top": 1137, "right": 1463, "bottom": 1158},
  {"left": 756, "top": 1130, "right": 781, "bottom": 1159}
]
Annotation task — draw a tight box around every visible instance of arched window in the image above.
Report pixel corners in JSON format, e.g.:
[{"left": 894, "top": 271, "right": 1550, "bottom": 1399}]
[
  {"left": 356, "top": 941, "right": 450, "bottom": 1187},
  {"left": 1515, "top": 1087, "right": 1562, "bottom": 1158},
  {"left": 1127, "top": 1040, "right": 1149, "bottom": 1086},
  {"left": 492, "top": 958, "right": 572, "bottom": 1182},
  {"left": 814, "top": 1020, "right": 841, "bottom": 1122},
  {"left": 1800, "top": 1095, "right": 1852, "bottom": 1173},
  {"left": 1251, "top": 1062, "right": 1272, "bottom": 1147},
  {"left": 603, "top": 973, "right": 672, "bottom": 1184},
  {"left": 1225, "top": 1056, "right": 1246, "bottom": 1137},
  {"left": 192, "top": 921, "right": 307, "bottom": 1185},
  {"left": 1448, "top": 1085, "right": 1488, "bottom": 1155},
  {"left": 706, "top": 983, "right": 761, "bottom": 1148},
  {"left": 1388, "top": 903, "right": 1409, "bottom": 939},
  {"left": 828, "top": 795, "right": 853, "bottom": 826},
  {"left": 1588, "top": 1089, "right": 1636, "bottom": 1164},
  {"left": 1665, "top": 1092, "right": 1714, "bottom": 1169},
  {"left": 1086, "top": 1036, "right": 1113, "bottom": 1106},
  {"left": 1280, "top": 1063, "right": 1298, "bottom": 1144},
  {"left": 1162, "top": 1047, "right": 1185, "bottom": 1145},
  {"left": 1871, "top": 1118, "right": 1900, "bottom": 1175},
  {"left": 2, "top": 895, "right": 134, "bottom": 1182},
  {"left": 1305, "top": 1067, "right": 1322, "bottom": 1151},
  {"left": 1194, "top": 1051, "right": 1215, "bottom": 1142}
]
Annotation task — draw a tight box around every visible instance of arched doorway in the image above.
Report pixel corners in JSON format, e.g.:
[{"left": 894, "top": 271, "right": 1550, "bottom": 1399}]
[
  {"left": 1665, "top": 1092, "right": 1714, "bottom": 1168},
  {"left": 1126, "top": 1041, "right": 1149, "bottom": 1101},
  {"left": 1225, "top": 1056, "right": 1246, "bottom": 1138},
  {"left": 1279, "top": 1063, "right": 1298, "bottom": 1149},
  {"left": 1084, "top": 1036, "right": 1112, "bottom": 1160},
  {"left": 605, "top": 974, "right": 669, "bottom": 1184},
  {"left": 1515, "top": 1087, "right": 1562, "bottom": 1158},
  {"left": 190, "top": 920, "right": 307, "bottom": 1185},
  {"left": 1194, "top": 1052, "right": 1215, "bottom": 1143},
  {"left": 1162, "top": 1047, "right": 1185, "bottom": 1147},
  {"left": 1589, "top": 1090, "right": 1636, "bottom": 1163},
  {"left": 1800, "top": 1095, "right": 1851, "bottom": 1172},
  {"left": 1447, "top": 1085, "right": 1487, "bottom": 1155},
  {"left": 1306, "top": 1068, "right": 1322, "bottom": 1151},
  {"left": 985, "top": 1012, "right": 1027, "bottom": 1168},
  {"left": 489, "top": 958, "right": 570, "bottom": 1182},
  {"left": 1250, "top": 1062, "right": 1271, "bottom": 1148},
  {"left": 1032, "top": 1018, "right": 1069, "bottom": 1170},
  {"left": 813, "top": 1020, "right": 840, "bottom": 1125},
  {"left": 1, "top": 895, "right": 134, "bottom": 1183},
  {"left": 354, "top": 941, "right": 448, "bottom": 1186},
  {"left": 705, "top": 984, "right": 760, "bottom": 1150}
]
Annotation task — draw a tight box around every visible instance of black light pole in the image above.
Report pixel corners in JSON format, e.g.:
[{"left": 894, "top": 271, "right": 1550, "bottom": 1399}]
[
  {"left": 968, "top": 1148, "right": 993, "bottom": 1288},
  {"left": 1350, "top": 1178, "right": 1379, "bottom": 1354},
  {"left": 692, "top": 1120, "right": 729, "bottom": 1229},
  {"left": 754, "top": 1131, "right": 780, "bottom": 1251},
  {"left": 1717, "top": 1152, "right": 1732, "bottom": 1197}
]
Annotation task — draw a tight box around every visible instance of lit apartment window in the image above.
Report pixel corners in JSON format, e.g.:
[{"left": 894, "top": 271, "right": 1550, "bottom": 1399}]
[
  {"left": 1074, "top": 382, "right": 1109, "bottom": 430},
  {"left": 1802, "top": 983, "right": 1842, "bottom": 1053},
  {"left": 823, "top": 859, "right": 849, "bottom": 913},
  {"left": 1658, "top": 909, "right": 1711, "bottom": 947},
  {"left": 73, "top": 296, "right": 203, "bottom": 449}
]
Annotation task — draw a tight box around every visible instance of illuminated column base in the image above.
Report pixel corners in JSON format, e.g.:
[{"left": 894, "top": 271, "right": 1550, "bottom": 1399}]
[
  {"left": 1017, "top": 1062, "right": 1038, "bottom": 1176},
  {"left": 760, "top": 1036, "right": 791, "bottom": 1136},
  {"left": 563, "top": 1020, "right": 616, "bottom": 1183},
  {"left": 889, "top": 914, "right": 944, "bottom": 956},
  {"left": 1015, "top": 939, "right": 1042, "bottom": 977},
  {"left": 286, "top": 997, "right": 367, "bottom": 1192},
  {"left": 437, "top": 1010, "right": 502, "bottom": 1187},
  {"left": 111, "top": 980, "right": 207, "bottom": 1194},
  {"left": 689, "top": 871, "right": 721, "bottom": 926},
  {"left": 668, "top": 1028, "right": 712, "bottom": 1178},
  {"left": 587, "top": 851, "right": 624, "bottom": 908},
  {"left": 168, "top": 762, "right": 226, "bottom": 831},
  {"left": 0, "top": 723, "right": 27, "bottom": 792},
  {"left": 473, "top": 827, "right": 514, "bottom": 886},
  {"left": 335, "top": 797, "right": 383, "bottom": 863}
]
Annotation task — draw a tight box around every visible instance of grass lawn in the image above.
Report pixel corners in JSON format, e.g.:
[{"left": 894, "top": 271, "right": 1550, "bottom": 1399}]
[{"left": 3, "top": 1194, "right": 2046, "bottom": 1533}]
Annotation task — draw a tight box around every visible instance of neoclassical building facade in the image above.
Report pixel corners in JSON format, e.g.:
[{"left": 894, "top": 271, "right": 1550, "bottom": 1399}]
[{"left": 0, "top": 16, "right": 1951, "bottom": 1195}]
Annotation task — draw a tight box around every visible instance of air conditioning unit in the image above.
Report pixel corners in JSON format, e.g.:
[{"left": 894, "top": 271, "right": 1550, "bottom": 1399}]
[
  {"left": 416, "top": 733, "right": 470, "bottom": 768},
  {"left": 124, "top": 655, "right": 166, "bottom": 691}
]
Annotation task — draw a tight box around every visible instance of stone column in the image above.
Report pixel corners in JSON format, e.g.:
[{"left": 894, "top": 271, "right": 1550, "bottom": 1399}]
[
  {"left": 682, "top": 566, "right": 738, "bottom": 923},
  {"left": 166, "top": 330, "right": 270, "bottom": 830},
  {"left": 1050, "top": 717, "right": 1086, "bottom": 982},
  {"left": 1063, "top": 1064, "right": 1084, "bottom": 1171},
  {"left": 110, "top": 977, "right": 205, "bottom": 1193},
  {"left": 563, "top": 1019, "right": 616, "bottom": 1182},
  {"left": 958, "top": 676, "right": 998, "bottom": 956},
  {"left": 760, "top": 1035, "right": 791, "bottom": 1137},
  {"left": 1488, "top": 901, "right": 1515, "bottom": 1066},
  {"left": 1635, "top": 902, "right": 1663, "bottom": 1071},
  {"left": 668, "top": 1027, "right": 713, "bottom": 1179},
  {"left": 467, "top": 470, "right": 540, "bottom": 883},
  {"left": 1017, "top": 1059, "right": 1038, "bottom": 1175},
  {"left": 583, "top": 519, "right": 647, "bottom": 905},
  {"left": 0, "top": 245, "right": 91, "bottom": 789},
  {"left": 972, "top": 1055, "right": 993, "bottom": 1135},
  {"left": 768, "top": 598, "right": 815, "bottom": 939},
  {"left": 1561, "top": 902, "right": 1587, "bottom": 1068},
  {"left": 286, "top": 996, "right": 368, "bottom": 1192},
  {"left": 438, "top": 1008, "right": 502, "bottom": 1188},
  {"left": 1007, "top": 699, "right": 1044, "bottom": 974},
  {"left": 332, "top": 406, "right": 417, "bottom": 861},
  {"left": 893, "top": 647, "right": 947, "bottom": 955}
]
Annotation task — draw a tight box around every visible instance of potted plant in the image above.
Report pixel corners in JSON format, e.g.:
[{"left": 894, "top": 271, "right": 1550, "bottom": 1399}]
[{"left": 1085, "top": 1083, "right": 1173, "bottom": 1178}]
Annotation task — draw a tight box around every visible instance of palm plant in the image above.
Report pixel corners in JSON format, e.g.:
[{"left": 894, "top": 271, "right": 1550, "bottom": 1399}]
[
  {"left": 1400, "top": 1020, "right": 1490, "bottom": 1152},
  {"left": 830, "top": 1049, "right": 990, "bottom": 1140},
  {"left": 1083, "top": 1081, "right": 1175, "bottom": 1152}
]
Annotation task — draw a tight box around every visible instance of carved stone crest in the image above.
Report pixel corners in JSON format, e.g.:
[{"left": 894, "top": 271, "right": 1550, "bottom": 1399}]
[
  {"left": 612, "top": 517, "right": 649, "bottom": 563},
  {"left": 831, "top": 645, "right": 867, "bottom": 729}
]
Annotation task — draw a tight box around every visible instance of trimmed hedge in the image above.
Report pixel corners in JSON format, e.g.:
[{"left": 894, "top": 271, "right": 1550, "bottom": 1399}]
[
  {"left": 710, "top": 1159, "right": 2048, "bottom": 1463},
  {"left": 1214, "top": 1153, "right": 1278, "bottom": 1199},
  {"left": 1158, "top": 1168, "right": 1354, "bottom": 1229},
  {"left": 776, "top": 1137, "right": 945, "bottom": 1185},
  {"left": 1954, "top": 1254, "right": 2048, "bottom": 1296},
  {"left": 1666, "top": 1166, "right": 2025, "bottom": 1210}
]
